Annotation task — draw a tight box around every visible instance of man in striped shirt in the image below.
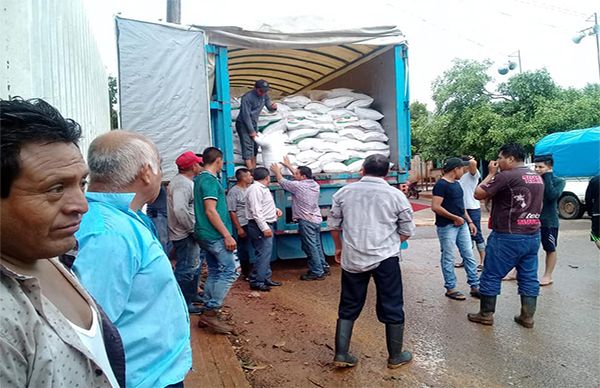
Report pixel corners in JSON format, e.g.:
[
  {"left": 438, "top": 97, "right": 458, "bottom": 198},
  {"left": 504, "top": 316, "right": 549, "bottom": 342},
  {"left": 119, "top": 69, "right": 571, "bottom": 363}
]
[{"left": 271, "top": 157, "right": 330, "bottom": 280}]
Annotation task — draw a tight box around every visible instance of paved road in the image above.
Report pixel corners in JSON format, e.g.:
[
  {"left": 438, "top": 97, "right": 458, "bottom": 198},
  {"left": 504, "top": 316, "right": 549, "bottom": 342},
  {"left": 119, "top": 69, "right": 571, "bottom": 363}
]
[
  {"left": 226, "top": 218, "right": 600, "bottom": 387},
  {"left": 400, "top": 218, "right": 599, "bottom": 387}
]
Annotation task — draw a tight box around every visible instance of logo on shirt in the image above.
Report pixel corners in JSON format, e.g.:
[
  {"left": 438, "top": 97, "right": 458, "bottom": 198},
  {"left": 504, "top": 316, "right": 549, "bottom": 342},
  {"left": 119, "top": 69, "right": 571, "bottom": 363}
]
[
  {"left": 514, "top": 194, "right": 527, "bottom": 208},
  {"left": 521, "top": 175, "right": 543, "bottom": 184}
]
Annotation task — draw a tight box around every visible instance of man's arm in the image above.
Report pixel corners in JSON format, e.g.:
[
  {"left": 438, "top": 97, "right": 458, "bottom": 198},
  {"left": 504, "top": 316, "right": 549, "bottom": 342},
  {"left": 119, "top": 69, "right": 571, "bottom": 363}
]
[
  {"left": 474, "top": 161, "right": 499, "bottom": 200},
  {"left": 265, "top": 94, "right": 277, "bottom": 112},
  {"left": 281, "top": 155, "right": 297, "bottom": 176},
  {"left": 467, "top": 157, "right": 478, "bottom": 175},
  {"left": 204, "top": 199, "right": 236, "bottom": 250},
  {"left": 240, "top": 95, "right": 257, "bottom": 136},
  {"left": 431, "top": 195, "right": 465, "bottom": 226},
  {"left": 542, "top": 173, "right": 565, "bottom": 202},
  {"left": 327, "top": 191, "right": 344, "bottom": 263}
]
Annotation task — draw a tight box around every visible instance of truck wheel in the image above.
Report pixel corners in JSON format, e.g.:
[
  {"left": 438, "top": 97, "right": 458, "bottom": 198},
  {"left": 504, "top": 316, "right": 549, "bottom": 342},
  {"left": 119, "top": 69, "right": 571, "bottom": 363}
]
[{"left": 558, "top": 194, "right": 583, "bottom": 219}]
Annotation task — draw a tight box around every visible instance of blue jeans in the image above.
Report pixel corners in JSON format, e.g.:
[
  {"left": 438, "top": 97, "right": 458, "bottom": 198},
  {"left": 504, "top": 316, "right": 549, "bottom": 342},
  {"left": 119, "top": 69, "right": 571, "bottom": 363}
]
[
  {"left": 437, "top": 223, "right": 480, "bottom": 290},
  {"left": 247, "top": 221, "right": 275, "bottom": 286},
  {"left": 480, "top": 231, "right": 540, "bottom": 297},
  {"left": 298, "top": 219, "right": 328, "bottom": 276},
  {"left": 172, "top": 234, "right": 201, "bottom": 304},
  {"left": 198, "top": 238, "right": 239, "bottom": 310},
  {"left": 467, "top": 208, "right": 486, "bottom": 249},
  {"left": 148, "top": 212, "right": 172, "bottom": 254}
]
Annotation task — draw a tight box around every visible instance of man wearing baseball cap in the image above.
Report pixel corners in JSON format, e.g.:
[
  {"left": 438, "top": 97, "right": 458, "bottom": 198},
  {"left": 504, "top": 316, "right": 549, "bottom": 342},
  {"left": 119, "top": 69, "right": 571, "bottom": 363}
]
[
  {"left": 235, "top": 79, "right": 278, "bottom": 169},
  {"left": 431, "top": 157, "right": 481, "bottom": 301},
  {"left": 168, "top": 151, "right": 204, "bottom": 314}
]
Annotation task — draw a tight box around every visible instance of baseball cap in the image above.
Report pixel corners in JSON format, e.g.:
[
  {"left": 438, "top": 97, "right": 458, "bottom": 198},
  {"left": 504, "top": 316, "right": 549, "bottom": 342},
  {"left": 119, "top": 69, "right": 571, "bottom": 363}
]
[
  {"left": 442, "top": 157, "right": 470, "bottom": 172},
  {"left": 255, "top": 79, "right": 270, "bottom": 90},
  {"left": 176, "top": 151, "right": 203, "bottom": 170}
]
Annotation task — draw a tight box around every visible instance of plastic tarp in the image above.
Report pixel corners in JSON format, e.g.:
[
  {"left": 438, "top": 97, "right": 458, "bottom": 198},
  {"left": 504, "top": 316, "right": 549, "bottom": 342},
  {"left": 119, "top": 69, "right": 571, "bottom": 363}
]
[
  {"left": 193, "top": 24, "right": 406, "bottom": 94},
  {"left": 535, "top": 127, "right": 600, "bottom": 177},
  {"left": 116, "top": 17, "right": 211, "bottom": 180}
]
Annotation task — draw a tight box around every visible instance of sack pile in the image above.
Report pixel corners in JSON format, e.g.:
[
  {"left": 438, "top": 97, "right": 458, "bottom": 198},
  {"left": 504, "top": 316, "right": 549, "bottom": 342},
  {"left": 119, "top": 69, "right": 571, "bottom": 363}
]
[{"left": 231, "top": 88, "right": 390, "bottom": 174}]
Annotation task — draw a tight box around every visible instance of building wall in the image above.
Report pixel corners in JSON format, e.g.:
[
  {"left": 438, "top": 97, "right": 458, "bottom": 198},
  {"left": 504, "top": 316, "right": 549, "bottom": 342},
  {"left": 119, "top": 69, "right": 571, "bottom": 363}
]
[{"left": 0, "top": 0, "right": 110, "bottom": 158}]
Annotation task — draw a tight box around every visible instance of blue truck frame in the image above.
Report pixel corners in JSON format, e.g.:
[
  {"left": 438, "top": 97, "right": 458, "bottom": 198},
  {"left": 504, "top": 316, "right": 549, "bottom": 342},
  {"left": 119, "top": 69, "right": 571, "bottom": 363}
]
[{"left": 207, "top": 44, "right": 411, "bottom": 259}]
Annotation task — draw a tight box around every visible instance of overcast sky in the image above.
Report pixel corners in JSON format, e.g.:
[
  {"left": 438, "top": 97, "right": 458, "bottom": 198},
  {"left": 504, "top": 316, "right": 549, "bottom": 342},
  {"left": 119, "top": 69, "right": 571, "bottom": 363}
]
[{"left": 83, "top": 0, "right": 599, "bottom": 107}]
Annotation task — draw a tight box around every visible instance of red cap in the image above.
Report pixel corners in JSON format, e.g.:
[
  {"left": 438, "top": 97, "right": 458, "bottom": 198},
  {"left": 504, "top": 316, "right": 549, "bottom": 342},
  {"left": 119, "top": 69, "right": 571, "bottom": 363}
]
[{"left": 176, "top": 151, "right": 203, "bottom": 170}]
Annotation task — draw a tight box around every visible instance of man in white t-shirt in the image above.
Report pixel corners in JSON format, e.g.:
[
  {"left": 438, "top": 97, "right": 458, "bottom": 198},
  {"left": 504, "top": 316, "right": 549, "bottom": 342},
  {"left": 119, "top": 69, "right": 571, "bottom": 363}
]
[{"left": 457, "top": 156, "right": 485, "bottom": 269}]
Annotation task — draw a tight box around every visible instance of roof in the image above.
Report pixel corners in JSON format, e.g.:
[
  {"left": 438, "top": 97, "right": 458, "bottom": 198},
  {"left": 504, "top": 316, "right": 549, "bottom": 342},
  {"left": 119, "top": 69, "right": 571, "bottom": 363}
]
[{"left": 194, "top": 25, "right": 406, "bottom": 94}]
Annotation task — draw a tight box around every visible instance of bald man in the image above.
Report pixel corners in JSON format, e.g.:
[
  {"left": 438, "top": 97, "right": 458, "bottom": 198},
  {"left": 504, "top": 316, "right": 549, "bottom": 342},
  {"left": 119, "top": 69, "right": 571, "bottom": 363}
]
[{"left": 72, "top": 131, "right": 192, "bottom": 388}]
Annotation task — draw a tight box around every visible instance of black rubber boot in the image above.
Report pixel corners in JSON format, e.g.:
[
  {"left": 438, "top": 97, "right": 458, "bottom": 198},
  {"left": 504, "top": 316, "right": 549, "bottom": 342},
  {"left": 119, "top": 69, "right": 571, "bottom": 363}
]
[
  {"left": 333, "top": 319, "right": 358, "bottom": 368},
  {"left": 385, "top": 324, "right": 412, "bottom": 369},
  {"left": 514, "top": 296, "right": 537, "bottom": 328},
  {"left": 467, "top": 295, "right": 497, "bottom": 325}
]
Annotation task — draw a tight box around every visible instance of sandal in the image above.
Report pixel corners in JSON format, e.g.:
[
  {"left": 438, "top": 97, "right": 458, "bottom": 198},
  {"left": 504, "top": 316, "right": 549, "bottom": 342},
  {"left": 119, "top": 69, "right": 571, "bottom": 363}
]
[{"left": 445, "top": 291, "right": 466, "bottom": 300}]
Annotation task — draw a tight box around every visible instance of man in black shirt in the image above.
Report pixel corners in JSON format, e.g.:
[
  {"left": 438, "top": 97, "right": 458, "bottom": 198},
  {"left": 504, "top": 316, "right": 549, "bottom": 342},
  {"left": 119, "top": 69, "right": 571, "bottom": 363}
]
[
  {"left": 235, "top": 80, "right": 277, "bottom": 169},
  {"left": 431, "top": 158, "right": 480, "bottom": 301}
]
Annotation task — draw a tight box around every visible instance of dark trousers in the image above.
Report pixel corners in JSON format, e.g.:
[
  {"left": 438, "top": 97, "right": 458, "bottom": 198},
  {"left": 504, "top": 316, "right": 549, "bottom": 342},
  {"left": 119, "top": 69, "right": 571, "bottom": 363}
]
[
  {"left": 236, "top": 225, "right": 252, "bottom": 277},
  {"left": 338, "top": 256, "right": 405, "bottom": 324}
]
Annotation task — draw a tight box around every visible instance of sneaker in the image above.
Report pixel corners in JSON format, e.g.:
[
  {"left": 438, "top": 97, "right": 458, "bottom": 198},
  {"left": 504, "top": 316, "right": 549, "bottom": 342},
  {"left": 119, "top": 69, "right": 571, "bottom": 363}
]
[
  {"left": 190, "top": 294, "right": 204, "bottom": 304},
  {"left": 300, "top": 273, "right": 326, "bottom": 281}
]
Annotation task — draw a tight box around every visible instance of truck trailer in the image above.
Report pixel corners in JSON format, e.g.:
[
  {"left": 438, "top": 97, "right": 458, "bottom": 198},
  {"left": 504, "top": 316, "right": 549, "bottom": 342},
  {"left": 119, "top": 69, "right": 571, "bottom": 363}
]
[{"left": 116, "top": 17, "right": 411, "bottom": 259}]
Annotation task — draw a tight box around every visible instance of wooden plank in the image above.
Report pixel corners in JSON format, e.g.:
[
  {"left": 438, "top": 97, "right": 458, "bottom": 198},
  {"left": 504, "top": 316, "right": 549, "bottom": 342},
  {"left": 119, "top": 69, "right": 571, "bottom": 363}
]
[{"left": 185, "top": 317, "right": 250, "bottom": 387}]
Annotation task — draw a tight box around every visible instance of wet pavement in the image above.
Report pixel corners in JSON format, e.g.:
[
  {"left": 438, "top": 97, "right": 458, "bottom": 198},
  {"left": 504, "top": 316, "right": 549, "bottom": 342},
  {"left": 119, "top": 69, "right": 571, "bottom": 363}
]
[
  {"left": 220, "top": 217, "right": 600, "bottom": 387},
  {"left": 399, "top": 218, "right": 599, "bottom": 387}
]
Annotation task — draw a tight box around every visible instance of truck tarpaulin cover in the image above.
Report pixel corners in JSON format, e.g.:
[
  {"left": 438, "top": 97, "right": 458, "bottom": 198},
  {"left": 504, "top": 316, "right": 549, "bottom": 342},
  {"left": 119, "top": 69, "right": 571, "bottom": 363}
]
[
  {"left": 116, "top": 17, "right": 210, "bottom": 179},
  {"left": 535, "top": 126, "right": 600, "bottom": 177}
]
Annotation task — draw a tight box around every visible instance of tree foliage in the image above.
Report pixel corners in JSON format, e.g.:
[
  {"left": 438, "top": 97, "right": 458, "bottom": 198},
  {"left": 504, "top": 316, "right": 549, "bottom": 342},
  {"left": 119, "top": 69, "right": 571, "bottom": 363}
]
[
  {"left": 412, "top": 59, "right": 600, "bottom": 161},
  {"left": 108, "top": 76, "right": 118, "bottom": 129}
]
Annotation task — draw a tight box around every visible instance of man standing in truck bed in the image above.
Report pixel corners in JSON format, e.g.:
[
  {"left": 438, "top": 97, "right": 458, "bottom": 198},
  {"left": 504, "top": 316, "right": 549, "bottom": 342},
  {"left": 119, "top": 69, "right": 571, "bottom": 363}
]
[{"left": 236, "top": 79, "right": 277, "bottom": 170}]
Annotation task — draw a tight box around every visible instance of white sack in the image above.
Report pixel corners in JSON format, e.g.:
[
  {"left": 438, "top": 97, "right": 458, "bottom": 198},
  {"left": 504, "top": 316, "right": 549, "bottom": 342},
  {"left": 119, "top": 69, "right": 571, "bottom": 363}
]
[
  {"left": 231, "top": 109, "right": 240, "bottom": 121},
  {"left": 296, "top": 138, "right": 323, "bottom": 151},
  {"left": 289, "top": 128, "right": 320, "bottom": 143},
  {"left": 323, "top": 162, "right": 350, "bottom": 173},
  {"left": 363, "top": 141, "right": 389, "bottom": 151},
  {"left": 317, "top": 132, "right": 342, "bottom": 141},
  {"left": 261, "top": 119, "right": 287, "bottom": 135},
  {"left": 323, "top": 96, "right": 354, "bottom": 108},
  {"left": 282, "top": 95, "right": 311, "bottom": 109},
  {"left": 318, "top": 152, "right": 349, "bottom": 164},
  {"left": 346, "top": 97, "right": 374, "bottom": 109},
  {"left": 347, "top": 159, "right": 365, "bottom": 172},
  {"left": 358, "top": 119, "right": 384, "bottom": 132},
  {"left": 296, "top": 149, "right": 325, "bottom": 163},
  {"left": 308, "top": 90, "right": 330, "bottom": 101},
  {"left": 354, "top": 107, "right": 384, "bottom": 120},
  {"left": 307, "top": 161, "right": 323, "bottom": 174},
  {"left": 287, "top": 118, "right": 317, "bottom": 130},
  {"left": 327, "top": 88, "right": 354, "bottom": 98},
  {"left": 304, "top": 102, "right": 332, "bottom": 114},
  {"left": 338, "top": 139, "right": 369, "bottom": 151},
  {"left": 254, "top": 133, "right": 286, "bottom": 171}
]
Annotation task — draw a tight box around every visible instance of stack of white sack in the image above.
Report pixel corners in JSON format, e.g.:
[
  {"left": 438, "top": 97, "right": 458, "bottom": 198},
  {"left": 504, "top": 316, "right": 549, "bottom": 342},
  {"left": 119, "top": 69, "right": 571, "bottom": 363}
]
[{"left": 231, "top": 88, "right": 390, "bottom": 174}]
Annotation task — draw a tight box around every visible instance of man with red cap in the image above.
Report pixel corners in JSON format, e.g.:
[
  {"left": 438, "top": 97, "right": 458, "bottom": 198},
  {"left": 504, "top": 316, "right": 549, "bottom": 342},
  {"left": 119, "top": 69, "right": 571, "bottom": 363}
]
[{"left": 168, "top": 151, "right": 204, "bottom": 314}]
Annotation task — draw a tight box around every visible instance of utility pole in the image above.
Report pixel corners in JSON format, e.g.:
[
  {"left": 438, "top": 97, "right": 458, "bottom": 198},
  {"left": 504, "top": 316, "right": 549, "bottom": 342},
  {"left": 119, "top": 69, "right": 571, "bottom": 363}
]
[
  {"left": 166, "top": 0, "right": 181, "bottom": 24},
  {"left": 595, "top": 12, "right": 600, "bottom": 82}
]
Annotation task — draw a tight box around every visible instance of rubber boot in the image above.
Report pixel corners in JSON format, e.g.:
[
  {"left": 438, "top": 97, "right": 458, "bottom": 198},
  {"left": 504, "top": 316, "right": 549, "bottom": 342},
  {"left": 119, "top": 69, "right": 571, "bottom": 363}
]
[
  {"left": 467, "top": 295, "right": 497, "bottom": 325},
  {"left": 514, "top": 296, "right": 537, "bottom": 328},
  {"left": 333, "top": 319, "right": 358, "bottom": 368},
  {"left": 197, "top": 310, "right": 233, "bottom": 334},
  {"left": 385, "top": 324, "right": 412, "bottom": 369}
]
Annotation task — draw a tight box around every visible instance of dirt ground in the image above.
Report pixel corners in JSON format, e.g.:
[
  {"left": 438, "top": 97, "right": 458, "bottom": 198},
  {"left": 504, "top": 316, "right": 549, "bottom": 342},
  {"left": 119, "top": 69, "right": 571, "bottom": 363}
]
[{"left": 220, "top": 259, "right": 426, "bottom": 388}]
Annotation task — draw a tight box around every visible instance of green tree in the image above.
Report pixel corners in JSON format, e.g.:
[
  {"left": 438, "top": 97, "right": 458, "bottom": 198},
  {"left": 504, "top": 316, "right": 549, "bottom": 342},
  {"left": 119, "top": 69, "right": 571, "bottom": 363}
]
[
  {"left": 108, "top": 76, "right": 118, "bottom": 129},
  {"left": 412, "top": 59, "right": 600, "bottom": 162}
]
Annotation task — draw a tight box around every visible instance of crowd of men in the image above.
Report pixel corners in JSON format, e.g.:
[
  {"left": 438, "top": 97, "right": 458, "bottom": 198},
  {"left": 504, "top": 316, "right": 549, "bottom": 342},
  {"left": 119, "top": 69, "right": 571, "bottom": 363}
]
[{"left": 1, "top": 96, "right": 597, "bottom": 388}]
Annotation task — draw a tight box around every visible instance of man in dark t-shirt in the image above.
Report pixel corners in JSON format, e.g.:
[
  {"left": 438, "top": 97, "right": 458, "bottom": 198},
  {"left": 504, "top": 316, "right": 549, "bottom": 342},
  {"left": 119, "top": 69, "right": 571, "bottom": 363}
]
[
  {"left": 467, "top": 144, "right": 544, "bottom": 329},
  {"left": 432, "top": 157, "right": 480, "bottom": 301}
]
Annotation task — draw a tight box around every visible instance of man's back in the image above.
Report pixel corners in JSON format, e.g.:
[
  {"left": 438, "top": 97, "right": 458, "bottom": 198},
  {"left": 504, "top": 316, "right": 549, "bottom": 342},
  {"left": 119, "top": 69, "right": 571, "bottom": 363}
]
[
  {"left": 168, "top": 173, "right": 195, "bottom": 241},
  {"left": 482, "top": 167, "right": 544, "bottom": 234},
  {"left": 328, "top": 177, "right": 415, "bottom": 273},
  {"left": 74, "top": 192, "right": 192, "bottom": 388}
]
